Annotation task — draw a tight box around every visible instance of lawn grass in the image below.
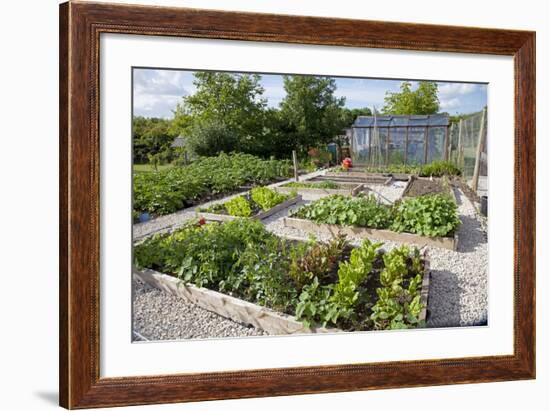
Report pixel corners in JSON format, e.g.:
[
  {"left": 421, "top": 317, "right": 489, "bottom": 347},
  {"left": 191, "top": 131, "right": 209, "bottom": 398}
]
[{"left": 133, "top": 163, "right": 175, "bottom": 174}]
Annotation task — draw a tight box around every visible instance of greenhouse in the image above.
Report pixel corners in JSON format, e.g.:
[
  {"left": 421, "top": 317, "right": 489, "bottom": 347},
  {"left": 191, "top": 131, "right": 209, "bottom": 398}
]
[{"left": 350, "top": 114, "right": 450, "bottom": 166}]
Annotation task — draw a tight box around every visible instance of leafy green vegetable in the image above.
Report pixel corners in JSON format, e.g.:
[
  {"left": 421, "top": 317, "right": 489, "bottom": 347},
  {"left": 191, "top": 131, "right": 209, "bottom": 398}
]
[
  {"left": 292, "top": 193, "right": 460, "bottom": 238},
  {"left": 133, "top": 153, "right": 293, "bottom": 216},
  {"left": 370, "top": 246, "right": 425, "bottom": 330},
  {"left": 291, "top": 195, "right": 392, "bottom": 229},
  {"left": 250, "top": 186, "right": 290, "bottom": 211},
  {"left": 391, "top": 194, "right": 460, "bottom": 237},
  {"left": 135, "top": 221, "right": 427, "bottom": 332},
  {"left": 224, "top": 196, "right": 253, "bottom": 217}
]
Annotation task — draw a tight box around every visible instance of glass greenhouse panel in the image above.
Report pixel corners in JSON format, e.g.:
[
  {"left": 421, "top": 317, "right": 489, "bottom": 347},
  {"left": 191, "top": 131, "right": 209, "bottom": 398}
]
[
  {"left": 406, "top": 127, "right": 425, "bottom": 165},
  {"left": 370, "top": 127, "right": 388, "bottom": 166},
  {"left": 427, "top": 127, "right": 446, "bottom": 163},
  {"left": 388, "top": 127, "right": 406, "bottom": 164},
  {"left": 351, "top": 128, "right": 370, "bottom": 164}
]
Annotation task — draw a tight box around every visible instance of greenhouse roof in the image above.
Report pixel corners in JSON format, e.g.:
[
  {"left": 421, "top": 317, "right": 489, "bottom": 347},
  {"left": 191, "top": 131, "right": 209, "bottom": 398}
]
[{"left": 353, "top": 114, "right": 450, "bottom": 128}]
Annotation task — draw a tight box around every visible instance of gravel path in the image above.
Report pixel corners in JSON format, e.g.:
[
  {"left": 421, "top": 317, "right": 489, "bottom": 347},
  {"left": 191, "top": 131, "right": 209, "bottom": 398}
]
[
  {"left": 425, "top": 188, "right": 488, "bottom": 327},
  {"left": 133, "top": 280, "right": 267, "bottom": 341}
]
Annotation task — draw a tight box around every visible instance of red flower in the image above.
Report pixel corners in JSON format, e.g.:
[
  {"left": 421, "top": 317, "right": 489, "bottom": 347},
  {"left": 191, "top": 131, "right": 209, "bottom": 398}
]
[{"left": 198, "top": 217, "right": 206, "bottom": 226}]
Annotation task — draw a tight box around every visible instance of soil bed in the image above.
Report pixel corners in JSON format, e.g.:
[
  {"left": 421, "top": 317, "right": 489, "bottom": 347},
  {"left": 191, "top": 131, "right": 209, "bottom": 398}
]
[{"left": 403, "top": 177, "right": 447, "bottom": 198}]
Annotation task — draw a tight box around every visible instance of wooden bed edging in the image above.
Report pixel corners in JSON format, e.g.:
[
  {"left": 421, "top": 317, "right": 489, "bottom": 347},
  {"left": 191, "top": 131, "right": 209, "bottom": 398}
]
[
  {"left": 274, "top": 184, "right": 364, "bottom": 197},
  {"left": 197, "top": 194, "right": 301, "bottom": 222},
  {"left": 283, "top": 217, "right": 458, "bottom": 251},
  {"left": 133, "top": 268, "right": 339, "bottom": 335},
  {"left": 133, "top": 254, "right": 431, "bottom": 335}
]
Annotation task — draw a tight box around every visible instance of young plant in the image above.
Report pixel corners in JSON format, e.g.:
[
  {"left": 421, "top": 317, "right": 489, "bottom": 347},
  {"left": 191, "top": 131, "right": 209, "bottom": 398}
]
[
  {"left": 391, "top": 194, "right": 460, "bottom": 237},
  {"left": 224, "top": 196, "right": 253, "bottom": 217},
  {"left": 250, "top": 186, "right": 290, "bottom": 211}
]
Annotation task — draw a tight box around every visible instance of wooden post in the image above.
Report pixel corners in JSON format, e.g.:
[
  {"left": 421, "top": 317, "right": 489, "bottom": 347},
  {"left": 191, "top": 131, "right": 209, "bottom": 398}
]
[
  {"left": 292, "top": 150, "right": 299, "bottom": 181},
  {"left": 386, "top": 127, "right": 391, "bottom": 166},
  {"left": 472, "top": 108, "right": 487, "bottom": 192},
  {"left": 457, "top": 120, "right": 463, "bottom": 169},
  {"left": 443, "top": 125, "right": 450, "bottom": 161},
  {"left": 423, "top": 126, "right": 429, "bottom": 164},
  {"left": 404, "top": 126, "right": 409, "bottom": 164}
]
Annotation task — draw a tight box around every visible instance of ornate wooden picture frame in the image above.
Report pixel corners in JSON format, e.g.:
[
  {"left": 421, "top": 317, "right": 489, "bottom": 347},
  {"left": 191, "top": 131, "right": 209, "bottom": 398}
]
[{"left": 59, "top": 1, "right": 535, "bottom": 408}]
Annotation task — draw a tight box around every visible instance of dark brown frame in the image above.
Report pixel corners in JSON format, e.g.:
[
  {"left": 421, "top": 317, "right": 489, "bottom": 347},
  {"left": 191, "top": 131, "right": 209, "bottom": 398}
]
[{"left": 59, "top": 1, "right": 536, "bottom": 409}]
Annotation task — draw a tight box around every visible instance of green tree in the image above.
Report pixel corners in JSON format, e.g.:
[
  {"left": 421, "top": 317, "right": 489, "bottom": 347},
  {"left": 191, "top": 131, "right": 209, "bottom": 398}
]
[
  {"left": 181, "top": 72, "right": 267, "bottom": 153},
  {"left": 279, "top": 76, "right": 346, "bottom": 153},
  {"left": 186, "top": 119, "right": 239, "bottom": 156},
  {"left": 382, "top": 81, "right": 439, "bottom": 115},
  {"left": 132, "top": 116, "right": 176, "bottom": 164}
]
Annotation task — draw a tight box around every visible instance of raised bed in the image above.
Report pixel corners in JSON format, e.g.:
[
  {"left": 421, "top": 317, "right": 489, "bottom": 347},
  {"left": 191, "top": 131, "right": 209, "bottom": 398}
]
[
  {"left": 197, "top": 194, "right": 301, "bottom": 222},
  {"left": 133, "top": 254, "right": 431, "bottom": 335},
  {"left": 133, "top": 268, "right": 338, "bottom": 335},
  {"left": 283, "top": 216, "right": 458, "bottom": 251},
  {"left": 273, "top": 183, "right": 364, "bottom": 197},
  {"left": 401, "top": 176, "right": 456, "bottom": 203}
]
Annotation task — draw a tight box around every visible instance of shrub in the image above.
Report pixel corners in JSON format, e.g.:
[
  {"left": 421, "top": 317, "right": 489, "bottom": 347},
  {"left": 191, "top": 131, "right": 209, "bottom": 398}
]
[
  {"left": 391, "top": 194, "right": 461, "bottom": 237},
  {"left": 186, "top": 120, "right": 239, "bottom": 157}
]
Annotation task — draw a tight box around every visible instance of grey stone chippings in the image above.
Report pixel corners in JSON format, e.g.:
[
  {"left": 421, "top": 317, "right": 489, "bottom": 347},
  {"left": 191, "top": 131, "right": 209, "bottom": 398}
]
[{"left": 133, "top": 280, "right": 267, "bottom": 341}]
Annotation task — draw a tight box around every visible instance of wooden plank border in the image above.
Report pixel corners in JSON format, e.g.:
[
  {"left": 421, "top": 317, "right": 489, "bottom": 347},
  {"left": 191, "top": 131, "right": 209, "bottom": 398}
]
[
  {"left": 132, "top": 252, "right": 431, "bottom": 336},
  {"left": 283, "top": 217, "right": 458, "bottom": 251},
  {"left": 274, "top": 183, "right": 364, "bottom": 197},
  {"left": 197, "top": 195, "right": 301, "bottom": 222}
]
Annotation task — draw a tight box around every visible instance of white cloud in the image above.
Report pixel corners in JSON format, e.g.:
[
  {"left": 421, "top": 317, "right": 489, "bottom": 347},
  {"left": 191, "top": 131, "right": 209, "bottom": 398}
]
[
  {"left": 133, "top": 69, "right": 195, "bottom": 117},
  {"left": 439, "top": 97, "right": 461, "bottom": 110},
  {"left": 438, "top": 83, "right": 479, "bottom": 97}
]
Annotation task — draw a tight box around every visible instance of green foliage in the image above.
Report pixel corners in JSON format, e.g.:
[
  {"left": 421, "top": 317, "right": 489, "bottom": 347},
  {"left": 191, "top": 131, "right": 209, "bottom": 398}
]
[
  {"left": 250, "top": 187, "right": 290, "bottom": 211},
  {"left": 133, "top": 153, "right": 293, "bottom": 216},
  {"left": 224, "top": 196, "right": 253, "bottom": 217},
  {"left": 291, "top": 195, "right": 392, "bottom": 229},
  {"left": 370, "top": 246, "right": 425, "bottom": 330},
  {"left": 284, "top": 181, "right": 341, "bottom": 190},
  {"left": 179, "top": 72, "right": 266, "bottom": 153},
  {"left": 132, "top": 116, "right": 177, "bottom": 164},
  {"left": 279, "top": 75, "right": 346, "bottom": 152},
  {"left": 330, "top": 239, "right": 382, "bottom": 320},
  {"left": 419, "top": 160, "right": 462, "bottom": 177},
  {"left": 186, "top": 119, "right": 239, "bottom": 156},
  {"left": 136, "top": 222, "right": 427, "bottom": 332},
  {"left": 291, "top": 192, "right": 460, "bottom": 238},
  {"left": 382, "top": 81, "right": 439, "bottom": 115},
  {"left": 289, "top": 236, "right": 348, "bottom": 291},
  {"left": 391, "top": 194, "right": 461, "bottom": 237}
]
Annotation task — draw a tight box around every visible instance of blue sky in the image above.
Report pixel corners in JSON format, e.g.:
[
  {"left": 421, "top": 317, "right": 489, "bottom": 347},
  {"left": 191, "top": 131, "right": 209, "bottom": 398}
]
[{"left": 133, "top": 68, "right": 487, "bottom": 119}]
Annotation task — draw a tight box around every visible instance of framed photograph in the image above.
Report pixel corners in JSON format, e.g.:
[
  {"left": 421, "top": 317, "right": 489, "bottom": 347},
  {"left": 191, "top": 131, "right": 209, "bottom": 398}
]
[{"left": 59, "top": 1, "right": 535, "bottom": 408}]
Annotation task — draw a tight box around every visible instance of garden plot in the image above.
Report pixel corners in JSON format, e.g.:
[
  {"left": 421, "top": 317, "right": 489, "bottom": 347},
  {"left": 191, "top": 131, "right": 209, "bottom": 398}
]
[
  {"left": 273, "top": 180, "right": 363, "bottom": 200},
  {"left": 196, "top": 187, "right": 301, "bottom": 222},
  {"left": 134, "top": 219, "right": 430, "bottom": 334},
  {"left": 281, "top": 193, "right": 460, "bottom": 250}
]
